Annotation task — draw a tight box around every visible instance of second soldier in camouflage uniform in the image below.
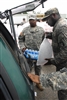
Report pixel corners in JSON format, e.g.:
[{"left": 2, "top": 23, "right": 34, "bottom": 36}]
[
  {"left": 28, "top": 67, "right": 67, "bottom": 91},
  {"left": 18, "top": 15, "right": 45, "bottom": 91},
  {"left": 42, "top": 8, "right": 67, "bottom": 100}
]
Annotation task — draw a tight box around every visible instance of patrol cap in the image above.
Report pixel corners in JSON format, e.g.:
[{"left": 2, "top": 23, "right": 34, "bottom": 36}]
[
  {"left": 29, "top": 15, "right": 36, "bottom": 20},
  {"left": 42, "top": 8, "right": 59, "bottom": 21}
]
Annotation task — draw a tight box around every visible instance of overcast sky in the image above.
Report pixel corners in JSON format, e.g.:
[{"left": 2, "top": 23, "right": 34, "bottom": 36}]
[
  {"left": 0, "top": 0, "right": 67, "bottom": 14},
  {"left": 35, "top": 0, "right": 67, "bottom": 14}
]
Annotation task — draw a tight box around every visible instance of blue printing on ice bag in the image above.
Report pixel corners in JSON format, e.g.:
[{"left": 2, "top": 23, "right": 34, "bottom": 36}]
[{"left": 24, "top": 49, "right": 39, "bottom": 60}]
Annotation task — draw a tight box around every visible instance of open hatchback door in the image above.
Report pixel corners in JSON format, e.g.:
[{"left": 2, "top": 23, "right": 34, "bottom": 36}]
[{"left": 0, "top": 0, "right": 47, "bottom": 100}]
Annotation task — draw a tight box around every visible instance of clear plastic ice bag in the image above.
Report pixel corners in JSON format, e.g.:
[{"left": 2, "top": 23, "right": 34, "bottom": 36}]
[{"left": 37, "top": 38, "right": 53, "bottom": 66}]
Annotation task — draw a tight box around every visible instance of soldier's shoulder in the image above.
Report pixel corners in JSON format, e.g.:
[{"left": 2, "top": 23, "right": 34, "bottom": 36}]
[
  {"left": 58, "top": 18, "right": 67, "bottom": 26},
  {"left": 23, "top": 26, "right": 29, "bottom": 30},
  {"left": 54, "top": 18, "right": 67, "bottom": 33},
  {"left": 22, "top": 26, "right": 30, "bottom": 32},
  {"left": 37, "top": 25, "right": 44, "bottom": 30}
]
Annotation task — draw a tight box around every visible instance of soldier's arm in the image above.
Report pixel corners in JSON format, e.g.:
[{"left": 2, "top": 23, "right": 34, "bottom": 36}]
[
  {"left": 28, "top": 68, "right": 67, "bottom": 91},
  {"left": 18, "top": 32, "right": 25, "bottom": 41},
  {"left": 18, "top": 31, "right": 26, "bottom": 50},
  {"left": 51, "top": 26, "right": 67, "bottom": 65}
]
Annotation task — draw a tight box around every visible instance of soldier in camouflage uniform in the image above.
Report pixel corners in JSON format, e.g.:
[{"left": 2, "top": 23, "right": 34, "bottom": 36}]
[
  {"left": 18, "top": 15, "right": 45, "bottom": 91},
  {"left": 28, "top": 8, "right": 67, "bottom": 100},
  {"left": 42, "top": 8, "right": 67, "bottom": 100}
]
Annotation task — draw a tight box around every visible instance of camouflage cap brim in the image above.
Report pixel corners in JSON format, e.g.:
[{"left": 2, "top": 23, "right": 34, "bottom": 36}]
[{"left": 42, "top": 15, "right": 49, "bottom": 21}]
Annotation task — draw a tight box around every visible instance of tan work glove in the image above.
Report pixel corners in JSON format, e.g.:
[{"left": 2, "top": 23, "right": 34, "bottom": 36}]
[{"left": 28, "top": 73, "right": 40, "bottom": 84}]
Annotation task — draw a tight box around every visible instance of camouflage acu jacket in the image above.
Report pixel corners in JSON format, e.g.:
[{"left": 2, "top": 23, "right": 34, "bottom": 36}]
[
  {"left": 51, "top": 18, "right": 67, "bottom": 68},
  {"left": 19, "top": 25, "right": 44, "bottom": 50},
  {"left": 40, "top": 67, "right": 67, "bottom": 91}
]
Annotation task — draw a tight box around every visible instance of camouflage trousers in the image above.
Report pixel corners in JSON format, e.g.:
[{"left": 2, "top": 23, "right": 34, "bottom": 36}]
[
  {"left": 56, "top": 64, "right": 67, "bottom": 100},
  {"left": 27, "top": 58, "right": 41, "bottom": 75},
  {"left": 58, "top": 90, "right": 67, "bottom": 100}
]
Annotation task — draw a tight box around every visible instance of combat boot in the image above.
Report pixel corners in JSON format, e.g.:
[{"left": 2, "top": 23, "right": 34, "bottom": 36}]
[{"left": 36, "top": 83, "right": 44, "bottom": 91}]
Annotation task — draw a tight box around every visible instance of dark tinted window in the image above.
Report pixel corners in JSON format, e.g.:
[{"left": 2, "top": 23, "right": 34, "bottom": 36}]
[
  {"left": 0, "top": 89, "right": 6, "bottom": 100},
  {"left": 0, "top": 78, "right": 12, "bottom": 100}
]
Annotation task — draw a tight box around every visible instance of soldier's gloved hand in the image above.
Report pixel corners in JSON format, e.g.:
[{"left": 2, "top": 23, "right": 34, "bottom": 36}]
[
  {"left": 46, "top": 32, "right": 52, "bottom": 39},
  {"left": 44, "top": 58, "right": 52, "bottom": 65},
  {"left": 22, "top": 48, "right": 26, "bottom": 52}
]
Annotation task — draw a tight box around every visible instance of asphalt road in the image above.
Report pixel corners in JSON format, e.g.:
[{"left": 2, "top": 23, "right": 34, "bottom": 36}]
[{"left": 31, "top": 65, "right": 58, "bottom": 100}]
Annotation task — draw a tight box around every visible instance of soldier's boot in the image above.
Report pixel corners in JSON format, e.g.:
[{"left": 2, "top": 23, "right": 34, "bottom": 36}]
[{"left": 36, "top": 83, "right": 44, "bottom": 91}]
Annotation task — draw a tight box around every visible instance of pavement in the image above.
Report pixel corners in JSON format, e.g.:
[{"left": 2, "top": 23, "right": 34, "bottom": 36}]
[{"left": 31, "top": 65, "right": 58, "bottom": 100}]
